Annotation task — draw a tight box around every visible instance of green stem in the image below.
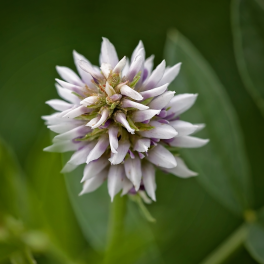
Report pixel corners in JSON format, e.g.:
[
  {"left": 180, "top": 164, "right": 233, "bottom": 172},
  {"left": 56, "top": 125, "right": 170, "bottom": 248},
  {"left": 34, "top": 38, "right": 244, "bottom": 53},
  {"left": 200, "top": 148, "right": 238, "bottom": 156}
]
[
  {"left": 199, "top": 223, "right": 247, "bottom": 264},
  {"left": 104, "top": 195, "right": 127, "bottom": 264},
  {"left": 10, "top": 249, "right": 36, "bottom": 264}
]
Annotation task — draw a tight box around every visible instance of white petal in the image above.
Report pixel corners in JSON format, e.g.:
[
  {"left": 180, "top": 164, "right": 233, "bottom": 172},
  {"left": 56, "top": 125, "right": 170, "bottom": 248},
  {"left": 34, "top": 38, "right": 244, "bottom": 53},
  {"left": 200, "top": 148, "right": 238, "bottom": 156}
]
[
  {"left": 105, "top": 82, "right": 116, "bottom": 96},
  {"left": 46, "top": 99, "right": 72, "bottom": 111},
  {"left": 79, "top": 169, "right": 108, "bottom": 195},
  {"left": 53, "top": 125, "right": 91, "bottom": 142},
  {"left": 62, "top": 142, "right": 97, "bottom": 173},
  {"left": 133, "top": 138, "right": 151, "bottom": 152},
  {"left": 56, "top": 66, "right": 84, "bottom": 86},
  {"left": 141, "top": 60, "right": 166, "bottom": 91},
  {"left": 194, "top": 123, "right": 206, "bottom": 133},
  {"left": 100, "top": 37, "right": 119, "bottom": 68},
  {"left": 147, "top": 144, "right": 177, "bottom": 168},
  {"left": 44, "top": 140, "right": 84, "bottom": 153},
  {"left": 144, "top": 55, "right": 155, "bottom": 76},
  {"left": 109, "top": 140, "right": 130, "bottom": 164},
  {"left": 169, "top": 136, "right": 209, "bottom": 148},
  {"left": 148, "top": 91, "right": 175, "bottom": 110},
  {"left": 115, "top": 112, "right": 135, "bottom": 134},
  {"left": 124, "top": 156, "right": 142, "bottom": 191},
  {"left": 80, "top": 96, "right": 100, "bottom": 107},
  {"left": 108, "top": 165, "right": 124, "bottom": 201},
  {"left": 91, "top": 108, "right": 109, "bottom": 129},
  {"left": 109, "top": 126, "right": 119, "bottom": 154},
  {"left": 113, "top": 56, "right": 127, "bottom": 73},
  {"left": 82, "top": 155, "right": 109, "bottom": 182},
  {"left": 121, "top": 176, "right": 133, "bottom": 196},
  {"left": 48, "top": 121, "right": 85, "bottom": 133},
  {"left": 122, "top": 99, "right": 149, "bottom": 110},
  {"left": 78, "top": 60, "right": 103, "bottom": 80},
  {"left": 56, "top": 84, "right": 80, "bottom": 104},
  {"left": 142, "top": 162, "right": 156, "bottom": 201},
  {"left": 120, "top": 85, "right": 143, "bottom": 101},
  {"left": 140, "top": 83, "right": 169, "bottom": 100},
  {"left": 131, "top": 41, "right": 145, "bottom": 62},
  {"left": 86, "top": 134, "right": 109, "bottom": 163},
  {"left": 132, "top": 109, "right": 160, "bottom": 122},
  {"left": 100, "top": 63, "right": 112, "bottom": 78},
  {"left": 158, "top": 63, "right": 181, "bottom": 86},
  {"left": 169, "top": 120, "right": 200, "bottom": 136},
  {"left": 163, "top": 156, "right": 197, "bottom": 178},
  {"left": 55, "top": 79, "right": 85, "bottom": 96},
  {"left": 86, "top": 116, "right": 100, "bottom": 127},
  {"left": 139, "top": 121, "right": 177, "bottom": 139},
  {"left": 167, "top": 94, "right": 198, "bottom": 117},
  {"left": 63, "top": 105, "right": 91, "bottom": 119},
  {"left": 126, "top": 54, "right": 144, "bottom": 81}
]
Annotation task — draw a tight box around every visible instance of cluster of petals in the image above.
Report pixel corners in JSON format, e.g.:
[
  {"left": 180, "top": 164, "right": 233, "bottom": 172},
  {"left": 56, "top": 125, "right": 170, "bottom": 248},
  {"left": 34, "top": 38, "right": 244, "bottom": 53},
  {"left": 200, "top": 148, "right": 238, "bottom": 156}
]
[{"left": 43, "top": 37, "right": 209, "bottom": 202}]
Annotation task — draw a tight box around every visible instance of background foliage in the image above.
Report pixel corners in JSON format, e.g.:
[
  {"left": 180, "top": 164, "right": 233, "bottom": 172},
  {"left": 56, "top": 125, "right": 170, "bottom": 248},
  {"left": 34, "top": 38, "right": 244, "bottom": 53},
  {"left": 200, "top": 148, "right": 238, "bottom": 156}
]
[{"left": 1, "top": 0, "right": 264, "bottom": 263}]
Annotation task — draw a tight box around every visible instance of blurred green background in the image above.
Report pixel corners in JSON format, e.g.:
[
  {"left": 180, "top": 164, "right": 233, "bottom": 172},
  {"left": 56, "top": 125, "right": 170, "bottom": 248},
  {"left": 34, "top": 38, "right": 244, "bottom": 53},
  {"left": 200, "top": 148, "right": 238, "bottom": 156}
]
[{"left": 1, "top": 0, "right": 264, "bottom": 263}]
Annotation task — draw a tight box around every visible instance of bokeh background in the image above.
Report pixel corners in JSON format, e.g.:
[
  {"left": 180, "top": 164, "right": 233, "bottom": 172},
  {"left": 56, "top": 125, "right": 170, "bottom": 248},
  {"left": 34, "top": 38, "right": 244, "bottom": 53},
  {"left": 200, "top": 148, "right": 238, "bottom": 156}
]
[{"left": 1, "top": 0, "right": 264, "bottom": 263}]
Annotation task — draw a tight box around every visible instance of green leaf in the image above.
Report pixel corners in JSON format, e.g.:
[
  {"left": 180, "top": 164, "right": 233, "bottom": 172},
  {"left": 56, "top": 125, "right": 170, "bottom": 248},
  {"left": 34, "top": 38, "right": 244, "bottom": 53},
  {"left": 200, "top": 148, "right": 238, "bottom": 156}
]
[
  {"left": 164, "top": 29, "right": 253, "bottom": 215},
  {"left": 232, "top": 0, "right": 264, "bottom": 117}
]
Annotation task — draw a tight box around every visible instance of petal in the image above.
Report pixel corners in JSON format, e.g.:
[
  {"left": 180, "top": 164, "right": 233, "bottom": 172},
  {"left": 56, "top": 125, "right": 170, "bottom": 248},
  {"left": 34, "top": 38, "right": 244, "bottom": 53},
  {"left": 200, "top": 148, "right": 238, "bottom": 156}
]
[
  {"left": 121, "top": 176, "right": 133, "bottom": 196},
  {"left": 163, "top": 156, "right": 197, "bottom": 178},
  {"left": 79, "top": 169, "right": 108, "bottom": 195},
  {"left": 133, "top": 138, "right": 151, "bottom": 152},
  {"left": 109, "top": 140, "right": 130, "bottom": 165},
  {"left": 86, "top": 116, "right": 100, "bottom": 127},
  {"left": 78, "top": 60, "right": 104, "bottom": 80},
  {"left": 61, "top": 141, "right": 97, "bottom": 173},
  {"left": 115, "top": 112, "right": 135, "bottom": 134},
  {"left": 80, "top": 96, "right": 100, "bottom": 107},
  {"left": 167, "top": 93, "right": 198, "bottom": 117},
  {"left": 140, "top": 83, "right": 169, "bottom": 100},
  {"left": 158, "top": 63, "right": 181, "bottom": 86},
  {"left": 141, "top": 60, "right": 166, "bottom": 91},
  {"left": 113, "top": 56, "right": 127, "bottom": 74},
  {"left": 142, "top": 162, "right": 156, "bottom": 201},
  {"left": 139, "top": 120, "right": 177, "bottom": 139},
  {"left": 124, "top": 156, "right": 142, "bottom": 191},
  {"left": 82, "top": 155, "right": 109, "bottom": 182},
  {"left": 120, "top": 85, "right": 143, "bottom": 101},
  {"left": 109, "top": 126, "right": 119, "bottom": 153},
  {"left": 86, "top": 134, "right": 109, "bottom": 164},
  {"left": 147, "top": 144, "right": 177, "bottom": 168},
  {"left": 56, "top": 66, "right": 84, "bottom": 86},
  {"left": 56, "top": 84, "right": 80, "bottom": 104},
  {"left": 63, "top": 105, "right": 91, "bottom": 119},
  {"left": 105, "top": 82, "right": 116, "bottom": 96},
  {"left": 91, "top": 108, "right": 109, "bottom": 129},
  {"left": 144, "top": 55, "right": 155, "bottom": 76},
  {"left": 46, "top": 99, "right": 72, "bottom": 111},
  {"left": 131, "top": 40, "right": 145, "bottom": 62},
  {"left": 100, "top": 37, "right": 119, "bottom": 68},
  {"left": 44, "top": 139, "right": 84, "bottom": 153},
  {"left": 122, "top": 99, "right": 149, "bottom": 110},
  {"left": 169, "top": 136, "right": 209, "bottom": 148},
  {"left": 55, "top": 78, "right": 85, "bottom": 96},
  {"left": 148, "top": 91, "right": 175, "bottom": 110},
  {"left": 48, "top": 121, "right": 85, "bottom": 133},
  {"left": 126, "top": 54, "right": 144, "bottom": 82},
  {"left": 132, "top": 109, "right": 160, "bottom": 122},
  {"left": 108, "top": 164, "right": 124, "bottom": 201},
  {"left": 169, "top": 120, "right": 200, "bottom": 136}
]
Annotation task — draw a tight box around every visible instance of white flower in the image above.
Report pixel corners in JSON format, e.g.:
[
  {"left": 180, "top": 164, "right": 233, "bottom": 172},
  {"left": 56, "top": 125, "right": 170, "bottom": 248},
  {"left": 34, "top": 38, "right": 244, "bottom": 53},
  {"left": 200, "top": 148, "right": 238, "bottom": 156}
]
[{"left": 43, "top": 38, "right": 209, "bottom": 202}]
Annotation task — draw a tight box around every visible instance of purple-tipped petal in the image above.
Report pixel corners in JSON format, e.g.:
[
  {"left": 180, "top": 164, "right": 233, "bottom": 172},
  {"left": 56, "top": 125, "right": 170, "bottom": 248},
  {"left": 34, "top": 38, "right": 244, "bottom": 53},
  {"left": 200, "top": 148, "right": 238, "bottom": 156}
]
[
  {"left": 148, "top": 91, "right": 175, "bottom": 110},
  {"left": 122, "top": 99, "right": 149, "bottom": 110},
  {"left": 109, "top": 126, "right": 119, "bottom": 153},
  {"left": 140, "top": 83, "right": 169, "bottom": 100},
  {"left": 109, "top": 140, "right": 130, "bottom": 165},
  {"left": 120, "top": 85, "right": 143, "bottom": 101},
  {"left": 100, "top": 37, "right": 119, "bottom": 68},
  {"left": 142, "top": 162, "right": 156, "bottom": 201},
  {"left": 169, "top": 136, "right": 209, "bottom": 148},
  {"left": 86, "top": 134, "right": 109, "bottom": 164},
  {"left": 108, "top": 164, "right": 124, "bottom": 201},
  {"left": 124, "top": 156, "right": 142, "bottom": 191},
  {"left": 146, "top": 144, "right": 177, "bottom": 168},
  {"left": 158, "top": 63, "right": 181, "bottom": 86}
]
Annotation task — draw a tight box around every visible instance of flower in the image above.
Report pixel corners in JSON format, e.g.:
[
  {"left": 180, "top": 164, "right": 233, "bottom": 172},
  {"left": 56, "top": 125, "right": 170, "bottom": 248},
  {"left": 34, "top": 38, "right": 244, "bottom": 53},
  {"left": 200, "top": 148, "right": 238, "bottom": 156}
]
[{"left": 43, "top": 37, "right": 209, "bottom": 202}]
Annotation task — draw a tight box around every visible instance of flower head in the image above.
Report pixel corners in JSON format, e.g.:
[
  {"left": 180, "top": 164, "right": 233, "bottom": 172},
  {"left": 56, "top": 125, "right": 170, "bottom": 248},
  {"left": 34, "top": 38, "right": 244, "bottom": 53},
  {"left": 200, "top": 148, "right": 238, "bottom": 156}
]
[{"left": 43, "top": 38, "right": 209, "bottom": 202}]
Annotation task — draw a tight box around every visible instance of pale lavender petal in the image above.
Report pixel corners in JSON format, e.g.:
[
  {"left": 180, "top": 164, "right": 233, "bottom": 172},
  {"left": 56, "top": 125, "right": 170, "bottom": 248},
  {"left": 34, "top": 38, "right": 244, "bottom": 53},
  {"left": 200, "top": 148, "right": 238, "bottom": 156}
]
[
  {"left": 108, "top": 164, "right": 124, "bottom": 201},
  {"left": 163, "top": 156, "right": 197, "bottom": 178},
  {"left": 169, "top": 136, "right": 209, "bottom": 148},
  {"left": 80, "top": 96, "right": 100, "bottom": 107},
  {"left": 100, "top": 63, "right": 112, "bottom": 78},
  {"left": 126, "top": 54, "right": 144, "bottom": 82},
  {"left": 128, "top": 150, "right": 135, "bottom": 159},
  {"left": 78, "top": 60, "right": 104, "bottom": 80},
  {"left": 86, "top": 134, "right": 109, "bottom": 164},
  {"left": 139, "top": 121, "right": 177, "bottom": 139},
  {"left": 55, "top": 79, "right": 85, "bottom": 96},
  {"left": 46, "top": 99, "right": 72, "bottom": 112},
  {"left": 142, "top": 162, "right": 156, "bottom": 201},
  {"left": 158, "top": 63, "right": 181, "bottom": 86},
  {"left": 124, "top": 156, "right": 142, "bottom": 191},
  {"left": 56, "top": 66, "right": 84, "bottom": 86},
  {"left": 169, "top": 120, "right": 200, "bottom": 136},
  {"left": 109, "top": 140, "right": 130, "bottom": 164},
  {"left": 48, "top": 121, "right": 85, "bottom": 133},
  {"left": 63, "top": 105, "right": 91, "bottom": 119},
  {"left": 115, "top": 112, "right": 135, "bottom": 134},
  {"left": 148, "top": 91, "right": 175, "bottom": 110},
  {"left": 158, "top": 110, "right": 167, "bottom": 118},
  {"left": 138, "top": 152, "right": 145, "bottom": 159},
  {"left": 167, "top": 94, "right": 198, "bottom": 117},
  {"left": 122, "top": 99, "right": 149, "bottom": 110},
  {"left": 133, "top": 138, "right": 151, "bottom": 152},
  {"left": 110, "top": 94, "right": 122, "bottom": 101},
  {"left": 147, "top": 144, "right": 177, "bottom": 168},
  {"left": 120, "top": 85, "right": 143, "bottom": 101},
  {"left": 56, "top": 84, "right": 80, "bottom": 104},
  {"left": 144, "top": 55, "right": 155, "bottom": 77},
  {"left": 100, "top": 37, "right": 119, "bottom": 68},
  {"left": 109, "top": 126, "right": 119, "bottom": 153},
  {"left": 82, "top": 155, "right": 109, "bottom": 182},
  {"left": 86, "top": 116, "right": 100, "bottom": 127},
  {"left": 91, "top": 108, "right": 109, "bottom": 129},
  {"left": 44, "top": 139, "right": 85, "bottom": 153},
  {"left": 121, "top": 176, "right": 133, "bottom": 196},
  {"left": 105, "top": 82, "right": 116, "bottom": 96},
  {"left": 131, "top": 41, "right": 145, "bottom": 62},
  {"left": 113, "top": 56, "right": 127, "bottom": 73},
  {"left": 140, "top": 83, "right": 169, "bottom": 100},
  {"left": 79, "top": 169, "right": 108, "bottom": 195},
  {"left": 132, "top": 109, "right": 160, "bottom": 122}
]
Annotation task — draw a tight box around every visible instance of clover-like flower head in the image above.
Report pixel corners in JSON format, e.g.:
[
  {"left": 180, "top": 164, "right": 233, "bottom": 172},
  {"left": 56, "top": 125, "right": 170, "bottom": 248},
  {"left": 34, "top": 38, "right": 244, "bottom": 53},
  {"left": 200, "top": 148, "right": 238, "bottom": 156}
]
[{"left": 43, "top": 38, "right": 209, "bottom": 201}]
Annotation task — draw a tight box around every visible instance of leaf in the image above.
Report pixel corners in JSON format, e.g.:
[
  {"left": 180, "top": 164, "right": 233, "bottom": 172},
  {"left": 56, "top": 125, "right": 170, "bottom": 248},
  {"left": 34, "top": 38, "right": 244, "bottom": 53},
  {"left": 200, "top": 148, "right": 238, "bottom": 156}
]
[
  {"left": 164, "top": 29, "right": 253, "bottom": 215},
  {"left": 232, "top": 0, "right": 264, "bottom": 117}
]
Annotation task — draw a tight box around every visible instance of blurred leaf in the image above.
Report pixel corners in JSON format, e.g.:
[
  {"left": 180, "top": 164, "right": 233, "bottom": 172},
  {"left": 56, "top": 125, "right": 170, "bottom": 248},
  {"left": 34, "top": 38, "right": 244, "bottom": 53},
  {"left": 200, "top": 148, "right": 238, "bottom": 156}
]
[
  {"left": 25, "top": 131, "right": 91, "bottom": 262},
  {"left": 232, "top": 0, "right": 264, "bottom": 117},
  {"left": 0, "top": 242, "right": 19, "bottom": 262},
  {"left": 246, "top": 208, "right": 264, "bottom": 264},
  {"left": 164, "top": 29, "right": 253, "bottom": 215}
]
